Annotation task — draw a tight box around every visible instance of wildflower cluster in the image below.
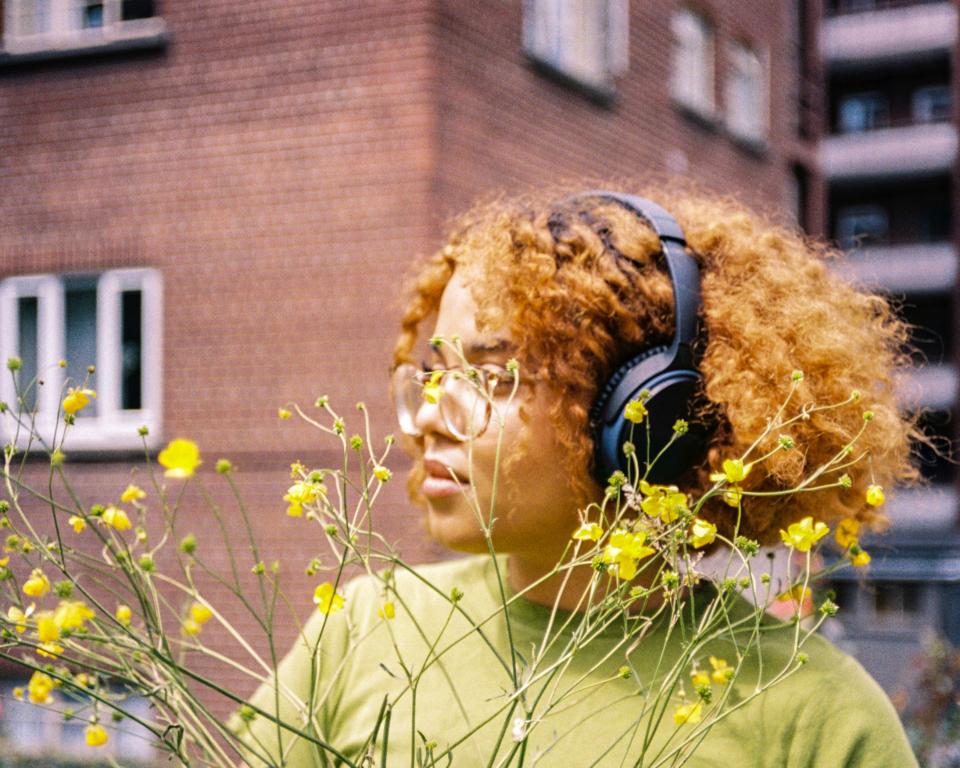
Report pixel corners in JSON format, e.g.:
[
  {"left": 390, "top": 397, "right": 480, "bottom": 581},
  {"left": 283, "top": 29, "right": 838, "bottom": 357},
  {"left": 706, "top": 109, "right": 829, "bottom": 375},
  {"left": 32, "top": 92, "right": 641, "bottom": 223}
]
[{"left": 0, "top": 354, "right": 885, "bottom": 766}]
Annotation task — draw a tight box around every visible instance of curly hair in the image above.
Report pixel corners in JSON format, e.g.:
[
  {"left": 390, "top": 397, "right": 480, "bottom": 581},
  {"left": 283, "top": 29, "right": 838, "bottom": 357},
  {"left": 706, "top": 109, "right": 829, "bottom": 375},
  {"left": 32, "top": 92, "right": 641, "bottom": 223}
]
[{"left": 393, "top": 183, "right": 921, "bottom": 546}]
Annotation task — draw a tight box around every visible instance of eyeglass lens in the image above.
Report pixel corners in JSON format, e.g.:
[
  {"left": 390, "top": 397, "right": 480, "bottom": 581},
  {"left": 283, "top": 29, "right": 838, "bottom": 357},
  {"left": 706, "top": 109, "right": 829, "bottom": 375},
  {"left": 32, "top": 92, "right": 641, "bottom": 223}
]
[{"left": 392, "top": 364, "right": 491, "bottom": 440}]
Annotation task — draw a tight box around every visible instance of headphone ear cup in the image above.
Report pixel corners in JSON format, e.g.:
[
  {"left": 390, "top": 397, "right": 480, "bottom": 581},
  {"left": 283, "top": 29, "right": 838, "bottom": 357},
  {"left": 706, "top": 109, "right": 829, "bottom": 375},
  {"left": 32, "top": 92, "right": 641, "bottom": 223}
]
[
  {"left": 592, "top": 350, "right": 707, "bottom": 486},
  {"left": 591, "top": 346, "right": 669, "bottom": 426}
]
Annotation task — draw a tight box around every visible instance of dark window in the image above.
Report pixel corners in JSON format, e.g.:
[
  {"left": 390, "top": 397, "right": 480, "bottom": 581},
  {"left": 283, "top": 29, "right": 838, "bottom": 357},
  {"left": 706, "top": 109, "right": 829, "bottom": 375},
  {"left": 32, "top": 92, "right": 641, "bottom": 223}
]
[
  {"left": 121, "top": 0, "right": 155, "bottom": 20},
  {"left": 121, "top": 290, "right": 142, "bottom": 410},
  {"left": 913, "top": 409, "right": 955, "bottom": 485},
  {"left": 874, "top": 582, "right": 921, "bottom": 617},
  {"left": 64, "top": 277, "right": 98, "bottom": 417},
  {"left": 83, "top": 2, "right": 104, "bottom": 28},
  {"left": 913, "top": 85, "right": 952, "bottom": 124},
  {"left": 16, "top": 297, "right": 38, "bottom": 413},
  {"left": 838, "top": 92, "right": 889, "bottom": 133},
  {"left": 836, "top": 205, "right": 889, "bottom": 249},
  {"left": 899, "top": 292, "right": 953, "bottom": 364}
]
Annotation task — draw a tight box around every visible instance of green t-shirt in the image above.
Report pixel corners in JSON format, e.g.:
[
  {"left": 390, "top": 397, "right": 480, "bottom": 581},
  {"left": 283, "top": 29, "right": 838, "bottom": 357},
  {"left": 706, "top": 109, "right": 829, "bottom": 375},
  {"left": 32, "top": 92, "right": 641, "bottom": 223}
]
[{"left": 233, "top": 555, "right": 919, "bottom": 768}]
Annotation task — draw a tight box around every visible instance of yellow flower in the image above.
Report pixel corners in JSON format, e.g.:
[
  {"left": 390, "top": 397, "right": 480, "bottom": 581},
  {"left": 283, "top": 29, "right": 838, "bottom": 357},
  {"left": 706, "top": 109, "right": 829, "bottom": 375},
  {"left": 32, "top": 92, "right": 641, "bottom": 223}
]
[
  {"left": 190, "top": 601, "right": 213, "bottom": 625},
  {"left": 7, "top": 603, "right": 34, "bottom": 633},
  {"left": 85, "top": 723, "right": 109, "bottom": 747},
  {"left": 23, "top": 569, "right": 50, "bottom": 598},
  {"left": 422, "top": 370, "right": 444, "bottom": 404},
  {"left": 181, "top": 618, "right": 201, "bottom": 636},
  {"left": 373, "top": 465, "right": 392, "bottom": 482},
  {"left": 277, "top": 407, "right": 292, "bottom": 420},
  {"left": 710, "top": 458, "right": 751, "bottom": 484},
  {"left": 624, "top": 399, "right": 648, "bottom": 424},
  {"left": 27, "top": 670, "right": 54, "bottom": 704},
  {"left": 709, "top": 656, "right": 733, "bottom": 685},
  {"left": 779, "top": 517, "right": 829, "bottom": 552},
  {"left": 851, "top": 548, "right": 871, "bottom": 567},
  {"left": 377, "top": 602, "right": 396, "bottom": 620},
  {"left": 313, "top": 582, "right": 345, "bottom": 615},
  {"left": 54, "top": 600, "right": 94, "bottom": 632},
  {"left": 115, "top": 604, "right": 132, "bottom": 626},
  {"left": 12, "top": 686, "right": 23, "bottom": 700},
  {"left": 601, "top": 529, "right": 656, "bottom": 581},
  {"left": 835, "top": 517, "right": 860, "bottom": 550},
  {"left": 62, "top": 388, "right": 96, "bottom": 415},
  {"left": 284, "top": 480, "right": 327, "bottom": 517},
  {"left": 572, "top": 523, "right": 603, "bottom": 542},
  {"left": 35, "top": 611, "right": 60, "bottom": 643},
  {"left": 689, "top": 518, "right": 717, "bottom": 549},
  {"left": 690, "top": 670, "right": 710, "bottom": 689},
  {"left": 722, "top": 486, "right": 743, "bottom": 508},
  {"left": 639, "top": 481, "right": 689, "bottom": 524},
  {"left": 120, "top": 484, "right": 146, "bottom": 504},
  {"left": 37, "top": 641, "right": 63, "bottom": 658},
  {"left": 158, "top": 438, "right": 202, "bottom": 479},
  {"left": 777, "top": 584, "right": 812, "bottom": 603},
  {"left": 68, "top": 515, "right": 86, "bottom": 533},
  {"left": 673, "top": 700, "right": 703, "bottom": 726},
  {"left": 865, "top": 484, "right": 885, "bottom": 507},
  {"left": 101, "top": 505, "right": 132, "bottom": 531}
]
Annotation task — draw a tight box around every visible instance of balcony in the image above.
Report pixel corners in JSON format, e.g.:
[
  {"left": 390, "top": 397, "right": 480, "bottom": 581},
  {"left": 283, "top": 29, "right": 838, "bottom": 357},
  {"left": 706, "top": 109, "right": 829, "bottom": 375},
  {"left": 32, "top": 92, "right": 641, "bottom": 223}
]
[
  {"left": 880, "top": 485, "right": 959, "bottom": 532},
  {"left": 821, "top": 1, "right": 957, "bottom": 69},
  {"left": 900, "top": 364, "right": 958, "bottom": 410},
  {"left": 820, "top": 122, "right": 957, "bottom": 181},
  {"left": 834, "top": 242, "right": 957, "bottom": 293}
]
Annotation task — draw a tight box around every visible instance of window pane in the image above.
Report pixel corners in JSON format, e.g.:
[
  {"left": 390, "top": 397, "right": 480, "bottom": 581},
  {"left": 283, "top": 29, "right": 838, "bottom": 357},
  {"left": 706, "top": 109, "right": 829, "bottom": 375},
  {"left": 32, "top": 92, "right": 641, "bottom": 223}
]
[
  {"left": 17, "top": 297, "right": 38, "bottom": 412},
  {"left": 65, "top": 278, "right": 98, "bottom": 417},
  {"left": 121, "top": 290, "right": 142, "bottom": 410},
  {"left": 671, "top": 9, "right": 713, "bottom": 111},
  {"left": 83, "top": 2, "right": 104, "bottom": 28}
]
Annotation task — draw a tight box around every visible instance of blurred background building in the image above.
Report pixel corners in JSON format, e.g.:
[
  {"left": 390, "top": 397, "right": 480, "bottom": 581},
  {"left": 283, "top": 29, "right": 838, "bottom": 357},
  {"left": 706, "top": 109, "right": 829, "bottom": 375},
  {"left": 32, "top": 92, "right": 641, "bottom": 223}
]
[{"left": 0, "top": 0, "right": 955, "bottom": 761}]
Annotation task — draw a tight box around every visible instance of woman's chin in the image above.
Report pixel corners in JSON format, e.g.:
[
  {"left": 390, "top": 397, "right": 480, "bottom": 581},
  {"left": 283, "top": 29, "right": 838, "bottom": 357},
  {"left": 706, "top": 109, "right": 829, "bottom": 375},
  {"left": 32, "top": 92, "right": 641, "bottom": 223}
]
[{"left": 426, "top": 507, "right": 489, "bottom": 554}]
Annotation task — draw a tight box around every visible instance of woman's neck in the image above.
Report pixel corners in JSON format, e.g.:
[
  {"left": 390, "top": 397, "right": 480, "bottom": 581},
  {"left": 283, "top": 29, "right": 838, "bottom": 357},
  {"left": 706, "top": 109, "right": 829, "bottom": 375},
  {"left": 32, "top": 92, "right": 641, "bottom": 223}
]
[{"left": 507, "top": 553, "right": 664, "bottom": 613}]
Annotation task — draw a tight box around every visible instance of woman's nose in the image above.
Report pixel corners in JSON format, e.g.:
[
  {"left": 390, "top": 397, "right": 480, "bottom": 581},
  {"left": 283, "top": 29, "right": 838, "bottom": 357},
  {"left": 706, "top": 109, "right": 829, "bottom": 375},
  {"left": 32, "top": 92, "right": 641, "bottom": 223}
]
[{"left": 413, "top": 395, "right": 452, "bottom": 440}]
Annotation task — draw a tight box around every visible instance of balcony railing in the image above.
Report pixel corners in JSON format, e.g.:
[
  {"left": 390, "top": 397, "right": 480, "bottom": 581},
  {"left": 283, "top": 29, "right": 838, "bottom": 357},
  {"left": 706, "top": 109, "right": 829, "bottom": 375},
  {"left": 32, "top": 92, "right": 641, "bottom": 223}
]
[
  {"left": 827, "top": 0, "right": 950, "bottom": 17},
  {"left": 834, "top": 242, "right": 957, "bottom": 293},
  {"left": 821, "top": 1, "right": 957, "bottom": 67},
  {"left": 821, "top": 122, "right": 958, "bottom": 180}
]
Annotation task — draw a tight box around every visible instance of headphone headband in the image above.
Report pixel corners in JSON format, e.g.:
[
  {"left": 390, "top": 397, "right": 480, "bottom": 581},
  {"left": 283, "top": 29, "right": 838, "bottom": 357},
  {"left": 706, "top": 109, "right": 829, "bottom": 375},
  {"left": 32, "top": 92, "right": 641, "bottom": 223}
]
[
  {"left": 564, "top": 190, "right": 701, "bottom": 350},
  {"left": 558, "top": 190, "right": 708, "bottom": 485}
]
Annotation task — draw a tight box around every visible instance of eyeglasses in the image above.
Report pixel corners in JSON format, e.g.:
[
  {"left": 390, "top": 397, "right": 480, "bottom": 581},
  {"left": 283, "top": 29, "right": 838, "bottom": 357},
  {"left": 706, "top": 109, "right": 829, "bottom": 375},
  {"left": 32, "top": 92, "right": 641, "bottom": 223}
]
[{"left": 391, "top": 363, "right": 516, "bottom": 441}]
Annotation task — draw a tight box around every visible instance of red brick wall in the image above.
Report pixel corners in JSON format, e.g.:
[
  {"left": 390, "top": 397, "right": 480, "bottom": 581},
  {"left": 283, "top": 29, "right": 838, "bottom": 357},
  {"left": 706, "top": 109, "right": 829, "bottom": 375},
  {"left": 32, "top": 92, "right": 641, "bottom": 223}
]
[{"left": 0, "top": 0, "right": 808, "bottom": 729}]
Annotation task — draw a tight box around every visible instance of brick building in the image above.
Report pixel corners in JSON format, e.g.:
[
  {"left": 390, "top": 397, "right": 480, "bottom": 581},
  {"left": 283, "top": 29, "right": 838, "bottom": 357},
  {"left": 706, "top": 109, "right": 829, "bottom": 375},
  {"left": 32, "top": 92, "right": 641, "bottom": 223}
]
[{"left": 0, "top": 1, "right": 812, "bottom": 759}]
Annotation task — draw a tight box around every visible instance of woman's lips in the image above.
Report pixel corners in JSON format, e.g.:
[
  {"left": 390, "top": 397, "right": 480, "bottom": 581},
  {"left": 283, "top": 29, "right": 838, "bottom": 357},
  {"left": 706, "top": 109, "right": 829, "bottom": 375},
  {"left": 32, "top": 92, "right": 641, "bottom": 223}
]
[{"left": 422, "top": 458, "right": 467, "bottom": 498}]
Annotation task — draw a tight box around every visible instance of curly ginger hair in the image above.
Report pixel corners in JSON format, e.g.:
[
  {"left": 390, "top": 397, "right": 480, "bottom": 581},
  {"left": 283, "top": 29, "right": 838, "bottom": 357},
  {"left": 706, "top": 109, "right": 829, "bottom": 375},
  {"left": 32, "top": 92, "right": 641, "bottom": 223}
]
[{"left": 393, "top": 183, "right": 921, "bottom": 546}]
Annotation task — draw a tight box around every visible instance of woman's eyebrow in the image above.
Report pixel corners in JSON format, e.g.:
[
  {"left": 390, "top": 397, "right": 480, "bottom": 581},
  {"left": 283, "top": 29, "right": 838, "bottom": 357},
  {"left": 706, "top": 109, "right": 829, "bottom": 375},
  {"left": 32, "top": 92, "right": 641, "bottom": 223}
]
[
  {"left": 465, "top": 340, "right": 515, "bottom": 357},
  {"left": 431, "top": 339, "right": 516, "bottom": 365}
]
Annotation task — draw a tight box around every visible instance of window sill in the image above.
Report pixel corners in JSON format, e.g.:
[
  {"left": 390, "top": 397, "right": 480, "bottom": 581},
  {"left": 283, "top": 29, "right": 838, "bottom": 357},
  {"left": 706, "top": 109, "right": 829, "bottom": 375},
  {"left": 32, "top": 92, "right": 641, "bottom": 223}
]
[
  {"left": 0, "top": 18, "right": 167, "bottom": 67},
  {"left": 726, "top": 129, "right": 769, "bottom": 159},
  {"left": 672, "top": 98, "right": 721, "bottom": 132},
  {"left": 525, "top": 54, "right": 617, "bottom": 107},
  {"left": 3, "top": 413, "right": 162, "bottom": 456}
]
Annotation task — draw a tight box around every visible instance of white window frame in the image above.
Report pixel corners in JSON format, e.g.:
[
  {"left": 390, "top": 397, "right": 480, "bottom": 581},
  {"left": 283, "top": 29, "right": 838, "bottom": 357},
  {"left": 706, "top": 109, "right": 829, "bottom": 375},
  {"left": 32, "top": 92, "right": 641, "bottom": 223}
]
[
  {"left": 523, "top": 0, "right": 629, "bottom": 92},
  {"left": 0, "top": 268, "right": 163, "bottom": 453},
  {"left": 725, "top": 40, "right": 768, "bottom": 143},
  {"left": 3, "top": 0, "right": 163, "bottom": 55},
  {"left": 670, "top": 7, "right": 716, "bottom": 117}
]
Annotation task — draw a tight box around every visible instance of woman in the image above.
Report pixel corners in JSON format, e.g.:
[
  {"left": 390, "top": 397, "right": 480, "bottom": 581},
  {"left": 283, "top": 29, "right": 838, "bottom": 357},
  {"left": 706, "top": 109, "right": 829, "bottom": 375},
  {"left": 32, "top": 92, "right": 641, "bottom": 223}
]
[{"left": 237, "top": 186, "right": 921, "bottom": 767}]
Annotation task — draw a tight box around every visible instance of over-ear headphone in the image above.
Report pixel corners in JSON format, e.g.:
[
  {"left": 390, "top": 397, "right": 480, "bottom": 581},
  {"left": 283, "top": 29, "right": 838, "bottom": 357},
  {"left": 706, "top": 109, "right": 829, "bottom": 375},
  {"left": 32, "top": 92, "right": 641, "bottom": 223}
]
[{"left": 560, "top": 191, "right": 708, "bottom": 486}]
